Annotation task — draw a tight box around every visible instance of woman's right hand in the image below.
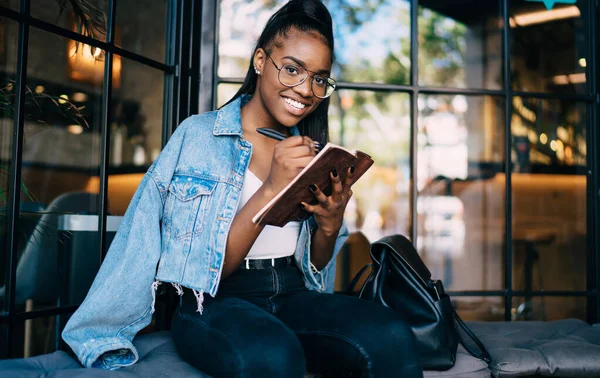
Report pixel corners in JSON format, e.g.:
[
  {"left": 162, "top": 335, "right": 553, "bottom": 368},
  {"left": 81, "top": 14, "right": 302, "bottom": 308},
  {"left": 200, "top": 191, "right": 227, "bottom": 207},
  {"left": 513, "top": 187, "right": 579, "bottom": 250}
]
[{"left": 263, "top": 135, "right": 317, "bottom": 196}]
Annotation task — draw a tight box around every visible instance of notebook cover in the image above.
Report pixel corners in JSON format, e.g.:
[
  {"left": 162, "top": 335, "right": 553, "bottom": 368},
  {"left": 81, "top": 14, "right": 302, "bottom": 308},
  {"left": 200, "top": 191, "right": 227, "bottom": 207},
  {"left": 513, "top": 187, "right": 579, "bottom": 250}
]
[{"left": 254, "top": 145, "right": 374, "bottom": 227}]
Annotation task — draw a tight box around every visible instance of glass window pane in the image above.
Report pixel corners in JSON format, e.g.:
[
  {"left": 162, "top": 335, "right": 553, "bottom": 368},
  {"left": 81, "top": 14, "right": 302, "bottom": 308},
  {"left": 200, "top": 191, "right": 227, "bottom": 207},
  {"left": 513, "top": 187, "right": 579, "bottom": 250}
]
[
  {"left": 329, "top": 0, "right": 411, "bottom": 85},
  {"left": 10, "top": 317, "right": 58, "bottom": 358},
  {"left": 110, "top": 56, "right": 164, "bottom": 169},
  {"left": 417, "top": 95, "right": 506, "bottom": 291},
  {"left": 418, "top": 1, "right": 503, "bottom": 89},
  {"left": 218, "top": 0, "right": 412, "bottom": 85},
  {"left": 0, "top": 0, "right": 19, "bottom": 10},
  {"left": 16, "top": 28, "right": 104, "bottom": 312},
  {"left": 510, "top": 0, "right": 591, "bottom": 94},
  {"left": 511, "top": 296, "right": 586, "bottom": 321},
  {"left": 218, "top": 0, "right": 285, "bottom": 78},
  {"left": 217, "top": 83, "right": 242, "bottom": 109},
  {"left": 0, "top": 18, "right": 19, "bottom": 313},
  {"left": 31, "top": 0, "right": 108, "bottom": 42},
  {"left": 116, "top": 0, "right": 168, "bottom": 63},
  {"left": 105, "top": 57, "right": 165, "bottom": 222},
  {"left": 453, "top": 296, "right": 505, "bottom": 321},
  {"left": 329, "top": 90, "right": 411, "bottom": 241},
  {"left": 511, "top": 99, "right": 587, "bottom": 292}
]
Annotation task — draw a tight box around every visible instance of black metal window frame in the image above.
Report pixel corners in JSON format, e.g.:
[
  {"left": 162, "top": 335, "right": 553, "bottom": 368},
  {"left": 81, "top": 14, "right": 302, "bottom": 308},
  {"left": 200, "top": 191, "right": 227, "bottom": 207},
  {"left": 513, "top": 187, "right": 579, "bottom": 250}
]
[
  {"left": 207, "top": 0, "right": 599, "bottom": 322},
  {"left": 0, "top": 0, "right": 201, "bottom": 357}
]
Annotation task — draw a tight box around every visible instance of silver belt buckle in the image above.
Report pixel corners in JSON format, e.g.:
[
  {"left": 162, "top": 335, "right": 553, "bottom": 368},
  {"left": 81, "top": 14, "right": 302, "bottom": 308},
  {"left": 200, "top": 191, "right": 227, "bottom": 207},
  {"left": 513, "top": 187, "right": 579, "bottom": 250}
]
[
  {"left": 245, "top": 259, "right": 250, "bottom": 269},
  {"left": 271, "top": 258, "right": 276, "bottom": 267}
]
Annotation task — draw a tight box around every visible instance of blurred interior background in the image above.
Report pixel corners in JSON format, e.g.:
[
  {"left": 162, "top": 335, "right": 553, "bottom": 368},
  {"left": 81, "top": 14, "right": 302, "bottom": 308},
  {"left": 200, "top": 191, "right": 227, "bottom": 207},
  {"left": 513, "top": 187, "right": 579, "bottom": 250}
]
[{"left": 0, "top": 0, "right": 598, "bottom": 361}]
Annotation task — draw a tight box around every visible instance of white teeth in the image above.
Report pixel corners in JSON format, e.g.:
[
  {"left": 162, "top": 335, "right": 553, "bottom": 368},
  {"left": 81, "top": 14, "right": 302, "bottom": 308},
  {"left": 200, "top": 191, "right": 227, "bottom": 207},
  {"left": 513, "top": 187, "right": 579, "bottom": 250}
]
[{"left": 284, "top": 97, "right": 306, "bottom": 110}]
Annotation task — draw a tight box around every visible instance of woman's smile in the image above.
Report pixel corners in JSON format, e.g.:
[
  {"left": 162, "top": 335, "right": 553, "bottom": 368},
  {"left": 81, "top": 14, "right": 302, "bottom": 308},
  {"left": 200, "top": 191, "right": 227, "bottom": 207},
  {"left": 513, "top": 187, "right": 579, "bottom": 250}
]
[{"left": 282, "top": 95, "right": 310, "bottom": 116}]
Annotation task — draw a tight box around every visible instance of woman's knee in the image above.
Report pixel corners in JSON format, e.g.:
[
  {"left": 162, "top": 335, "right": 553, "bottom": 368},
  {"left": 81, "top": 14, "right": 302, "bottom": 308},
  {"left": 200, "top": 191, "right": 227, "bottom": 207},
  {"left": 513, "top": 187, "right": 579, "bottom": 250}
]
[
  {"left": 368, "top": 316, "right": 419, "bottom": 355},
  {"left": 363, "top": 317, "right": 423, "bottom": 376},
  {"left": 171, "top": 303, "right": 306, "bottom": 378},
  {"left": 237, "top": 330, "right": 306, "bottom": 378}
]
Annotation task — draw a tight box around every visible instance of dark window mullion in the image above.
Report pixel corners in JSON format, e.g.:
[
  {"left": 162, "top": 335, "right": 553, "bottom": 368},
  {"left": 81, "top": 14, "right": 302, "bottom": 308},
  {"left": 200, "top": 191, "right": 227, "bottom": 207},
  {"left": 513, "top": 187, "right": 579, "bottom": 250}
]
[
  {"left": 410, "top": 0, "right": 419, "bottom": 244},
  {"left": 197, "top": 1, "right": 218, "bottom": 113},
  {"left": 4, "top": 0, "right": 30, "bottom": 358},
  {"left": 590, "top": 0, "right": 600, "bottom": 323},
  {"left": 0, "top": 9, "right": 172, "bottom": 73},
  {"left": 217, "top": 77, "right": 595, "bottom": 102},
  {"left": 163, "top": 0, "right": 180, "bottom": 145},
  {"left": 176, "top": 0, "right": 192, "bottom": 124},
  {"left": 502, "top": 0, "right": 513, "bottom": 322},
  {"left": 98, "top": 0, "right": 117, "bottom": 262}
]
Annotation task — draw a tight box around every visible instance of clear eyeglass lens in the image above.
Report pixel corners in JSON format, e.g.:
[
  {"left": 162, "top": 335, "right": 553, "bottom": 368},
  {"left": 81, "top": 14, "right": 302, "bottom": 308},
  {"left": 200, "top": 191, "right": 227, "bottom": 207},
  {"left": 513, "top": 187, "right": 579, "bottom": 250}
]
[{"left": 279, "top": 64, "right": 335, "bottom": 98}]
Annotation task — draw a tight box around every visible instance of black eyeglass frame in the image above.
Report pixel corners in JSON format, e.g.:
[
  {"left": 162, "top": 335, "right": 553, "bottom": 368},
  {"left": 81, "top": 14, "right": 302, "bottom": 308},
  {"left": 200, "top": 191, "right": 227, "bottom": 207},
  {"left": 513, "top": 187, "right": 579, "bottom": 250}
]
[{"left": 265, "top": 53, "right": 337, "bottom": 99}]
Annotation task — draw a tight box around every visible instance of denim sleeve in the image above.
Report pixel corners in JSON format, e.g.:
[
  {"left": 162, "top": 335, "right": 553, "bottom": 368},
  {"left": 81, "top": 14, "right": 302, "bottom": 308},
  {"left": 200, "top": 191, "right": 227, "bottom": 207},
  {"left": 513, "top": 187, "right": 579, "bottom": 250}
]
[
  {"left": 61, "top": 122, "right": 189, "bottom": 370},
  {"left": 304, "top": 218, "right": 350, "bottom": 293}
]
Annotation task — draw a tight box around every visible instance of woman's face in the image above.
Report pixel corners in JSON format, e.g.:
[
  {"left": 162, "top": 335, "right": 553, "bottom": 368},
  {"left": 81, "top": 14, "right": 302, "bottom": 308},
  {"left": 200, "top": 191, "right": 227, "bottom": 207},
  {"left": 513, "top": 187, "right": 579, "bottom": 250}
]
[{"left": 254, "top": 29, "right": 332, "bottom": 128}]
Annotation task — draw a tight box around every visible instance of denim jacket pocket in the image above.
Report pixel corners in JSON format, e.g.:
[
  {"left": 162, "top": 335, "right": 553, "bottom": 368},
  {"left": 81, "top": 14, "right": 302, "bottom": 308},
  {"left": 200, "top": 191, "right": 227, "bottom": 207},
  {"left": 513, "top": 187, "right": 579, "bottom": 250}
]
[{"left": 165, "top": 175, "right": 217, "bottom": 240}]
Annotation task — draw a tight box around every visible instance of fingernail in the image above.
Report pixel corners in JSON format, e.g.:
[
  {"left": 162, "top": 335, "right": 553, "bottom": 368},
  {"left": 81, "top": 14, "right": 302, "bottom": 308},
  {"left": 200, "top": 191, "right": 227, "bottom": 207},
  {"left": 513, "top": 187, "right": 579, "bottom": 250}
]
[
  {"left": 350, "top": 165, "right": 355, "bottom": 174},
  {"left": 310, "top": 184, "right": 317, "bottom": 192},
  {"left": 331, "top": 168, "right": 338, "bottom": 177}
]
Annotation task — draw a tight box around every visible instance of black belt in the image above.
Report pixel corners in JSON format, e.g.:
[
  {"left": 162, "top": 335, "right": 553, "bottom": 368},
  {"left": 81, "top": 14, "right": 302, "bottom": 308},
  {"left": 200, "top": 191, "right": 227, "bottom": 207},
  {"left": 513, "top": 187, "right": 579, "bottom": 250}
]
[{"left": 238, "top": 256, "right": 294, "bottom": 270}]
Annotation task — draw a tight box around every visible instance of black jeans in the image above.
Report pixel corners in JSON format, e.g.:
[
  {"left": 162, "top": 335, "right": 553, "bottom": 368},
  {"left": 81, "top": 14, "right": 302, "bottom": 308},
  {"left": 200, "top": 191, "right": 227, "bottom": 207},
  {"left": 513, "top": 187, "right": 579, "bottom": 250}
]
[{"left": 171, "top": 263, "right": 423, "bottom": 378}]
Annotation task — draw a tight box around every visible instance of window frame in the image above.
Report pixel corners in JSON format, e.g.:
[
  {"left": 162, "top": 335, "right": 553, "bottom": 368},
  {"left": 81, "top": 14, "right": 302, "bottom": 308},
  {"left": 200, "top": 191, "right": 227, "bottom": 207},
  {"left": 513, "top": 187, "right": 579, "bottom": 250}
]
[
  {"left": 0, "top": 0, "right": 200, "bottom": 357},
  {"left": 211, "top": 0, "right": 600, "bottom": 323}
]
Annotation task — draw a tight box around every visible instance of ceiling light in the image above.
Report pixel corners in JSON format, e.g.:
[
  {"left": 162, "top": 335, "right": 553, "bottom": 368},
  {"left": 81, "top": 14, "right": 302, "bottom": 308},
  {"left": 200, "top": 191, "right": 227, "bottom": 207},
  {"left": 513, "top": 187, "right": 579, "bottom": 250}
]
[
  {"left": 58, "top": 94, "right": 69, "bottom": 104},
  {"left": 552, "top": 73, "right": 586, "bottom": 85},
  {"left": 540, "top": 133, "right": 548, "bottom": 145},
  {"left": 512, "top": 6, "right": 580, "bottom": 27},
  {"left": 569, "top": 73, "right": 586, "bottom": 83},
  {"left": 67, "top": 124, "right": 84, "bottom": 135},
  {"left": 72, "top": 92, "right": 88, "bottom": 102},
  {"left": 578, "top": 58, "right": 587, "bottom": 67},
  {"left": 34, "top": 85, "right": 45, "bottom": 93}
]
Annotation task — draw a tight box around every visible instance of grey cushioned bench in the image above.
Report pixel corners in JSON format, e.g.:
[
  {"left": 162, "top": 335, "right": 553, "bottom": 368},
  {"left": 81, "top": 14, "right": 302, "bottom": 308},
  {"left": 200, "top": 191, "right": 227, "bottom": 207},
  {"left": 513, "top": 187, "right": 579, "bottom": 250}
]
[{"left": 2, "top": 319, "right": 600, "bottom": 378}]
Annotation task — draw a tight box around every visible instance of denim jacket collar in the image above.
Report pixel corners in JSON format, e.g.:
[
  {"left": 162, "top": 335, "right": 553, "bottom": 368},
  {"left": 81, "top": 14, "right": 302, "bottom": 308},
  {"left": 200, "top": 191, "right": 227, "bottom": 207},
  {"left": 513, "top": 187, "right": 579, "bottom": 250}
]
[{"left": 213, "top": 94, "right": 300, "bottom": 137}]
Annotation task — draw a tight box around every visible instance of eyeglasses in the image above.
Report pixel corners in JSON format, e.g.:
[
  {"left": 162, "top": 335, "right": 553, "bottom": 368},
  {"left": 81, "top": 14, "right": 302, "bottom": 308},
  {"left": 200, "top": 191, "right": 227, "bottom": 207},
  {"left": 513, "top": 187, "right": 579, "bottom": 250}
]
[{"left": 265, "top": 53, "right": 336, "bottom": 99}]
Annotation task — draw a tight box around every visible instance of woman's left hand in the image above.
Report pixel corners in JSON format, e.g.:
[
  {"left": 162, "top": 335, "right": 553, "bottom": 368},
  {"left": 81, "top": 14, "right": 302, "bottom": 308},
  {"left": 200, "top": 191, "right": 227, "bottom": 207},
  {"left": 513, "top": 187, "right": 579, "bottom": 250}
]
[{"left": 300, "top": 166, "right": 354, "bottom": 237}]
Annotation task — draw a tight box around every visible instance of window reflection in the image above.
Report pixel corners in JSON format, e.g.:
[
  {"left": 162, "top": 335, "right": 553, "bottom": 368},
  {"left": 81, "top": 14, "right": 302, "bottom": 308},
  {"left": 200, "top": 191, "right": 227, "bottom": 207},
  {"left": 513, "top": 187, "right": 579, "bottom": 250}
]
[
  {"left": 116, "top": 0, "right": 168, "bottom": 63},
  {"left": 329, "top": 90, "right": 411, "bottom": 242},
  {"left": 510, "top": 0, "right": 591, "bottom": 94},
  {"left": 418, "top": 1, "right": 503, "bottom": 89},
  {"left": 110, "top": 57, "right": 164, "bottom": 168},
  {"left": 511, "top": 99, "right": 587, "bottom": 294},
  {"left": 511, "top": 98, "right": 586, "bottom": 170},
  {"left": 218, "top": 0, "right": 412, "bottom": 85},
  {"left": 418, "top": 95, "right": 506, "bottom": 291},
  {"left": 30, "top": 0, "right": 108, "bottom": 42}
]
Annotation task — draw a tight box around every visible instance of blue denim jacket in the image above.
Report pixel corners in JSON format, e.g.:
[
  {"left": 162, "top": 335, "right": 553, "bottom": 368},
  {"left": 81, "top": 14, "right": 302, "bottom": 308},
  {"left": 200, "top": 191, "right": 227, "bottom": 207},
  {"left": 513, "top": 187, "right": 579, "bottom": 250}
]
[{"left": 61, "top": 95, "right": 349, "bottom": 370}]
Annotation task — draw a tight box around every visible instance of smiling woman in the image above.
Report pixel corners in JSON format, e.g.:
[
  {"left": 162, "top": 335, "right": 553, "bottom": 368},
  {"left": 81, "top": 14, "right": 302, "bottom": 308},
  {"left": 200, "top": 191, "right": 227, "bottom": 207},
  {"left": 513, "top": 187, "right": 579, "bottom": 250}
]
[{"left": 60, "top": 0, "right": 423, "bottom": 377}]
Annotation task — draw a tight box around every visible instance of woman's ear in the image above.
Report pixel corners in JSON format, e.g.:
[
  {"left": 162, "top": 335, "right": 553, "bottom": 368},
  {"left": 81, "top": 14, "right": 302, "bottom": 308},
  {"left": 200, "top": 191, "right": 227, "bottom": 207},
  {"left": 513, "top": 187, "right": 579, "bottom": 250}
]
[{"left": 253, "top": 48, "right": 266, "bottom": 75}]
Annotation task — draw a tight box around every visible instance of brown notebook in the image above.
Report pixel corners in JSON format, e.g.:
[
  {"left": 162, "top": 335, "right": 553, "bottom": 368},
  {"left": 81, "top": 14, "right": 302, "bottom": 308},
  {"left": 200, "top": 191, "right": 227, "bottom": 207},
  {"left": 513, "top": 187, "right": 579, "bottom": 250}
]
[{"left": 252, "top": 143, "right": 374, "bottom": 227}]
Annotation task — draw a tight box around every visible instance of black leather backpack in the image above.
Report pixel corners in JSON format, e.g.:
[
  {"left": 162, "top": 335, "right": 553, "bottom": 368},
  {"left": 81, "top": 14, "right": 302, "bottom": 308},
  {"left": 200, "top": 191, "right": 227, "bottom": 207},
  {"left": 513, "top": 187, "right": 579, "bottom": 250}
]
[{"left": 346, "top": 234, "right": 492, "bottom": 370}]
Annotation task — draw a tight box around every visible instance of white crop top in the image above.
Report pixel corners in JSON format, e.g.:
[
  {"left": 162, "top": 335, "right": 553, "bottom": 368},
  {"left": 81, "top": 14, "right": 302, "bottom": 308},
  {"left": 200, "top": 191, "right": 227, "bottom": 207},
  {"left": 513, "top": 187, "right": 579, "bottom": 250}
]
[{"left": 236, "top": 170, "right": 301, "bottom": 259}]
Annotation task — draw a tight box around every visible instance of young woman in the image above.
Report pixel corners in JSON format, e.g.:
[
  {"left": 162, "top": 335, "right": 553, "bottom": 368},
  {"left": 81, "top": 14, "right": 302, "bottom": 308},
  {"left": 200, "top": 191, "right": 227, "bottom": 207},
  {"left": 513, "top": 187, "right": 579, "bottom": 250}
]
[{"left": 62, "top": 1, "right": 422, "bottom": 377}]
